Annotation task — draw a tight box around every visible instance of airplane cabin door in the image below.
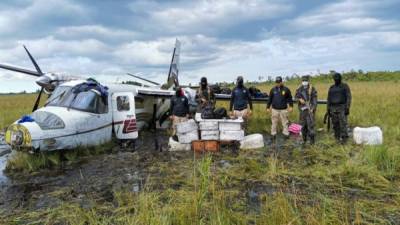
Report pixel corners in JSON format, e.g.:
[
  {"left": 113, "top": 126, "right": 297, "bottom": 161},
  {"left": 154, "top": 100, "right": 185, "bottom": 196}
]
[{"left": 112, "top": 92, "right": 138, "bottom": 139}]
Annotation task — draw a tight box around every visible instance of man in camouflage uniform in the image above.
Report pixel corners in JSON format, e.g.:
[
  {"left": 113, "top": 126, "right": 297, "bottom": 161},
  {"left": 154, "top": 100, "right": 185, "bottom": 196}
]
[
  {"left": 296, "top": 75, "right": 317, "bottom": 145},
  {"left": 196, "top": 77, "right": 216, "bottom": 112},
  {"left": 327, "top": 72, "right": 352, "bottom": 143}
]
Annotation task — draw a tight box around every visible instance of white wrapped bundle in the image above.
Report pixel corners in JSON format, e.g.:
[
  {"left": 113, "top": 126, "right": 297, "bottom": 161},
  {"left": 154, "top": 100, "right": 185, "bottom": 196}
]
[
  {"left": 219, "top": 121, "right": 242, "bottom": 131},
  {"left": 353, "top": 126, "right": 383, "bottom": 145},
  {"left": 178, "top": 130, "right": 199, "bottom": 144},
  {"left": 240, "top": 134, "right": 264, "bottom": 149},
  {"left": 199, "top": 121, "right": 219, "bottom": 130},
  {"left": 168, "top": 137, "right": 191, "bottom": 151},
  {"left": 201, "top": 130, "right": 219, "bottom": 140},
  {"left": 176, "top": 119, "right": 198, "bottom": 134},
  {"left": 220, "top": 130, "right": 245, "bottom": 141}
]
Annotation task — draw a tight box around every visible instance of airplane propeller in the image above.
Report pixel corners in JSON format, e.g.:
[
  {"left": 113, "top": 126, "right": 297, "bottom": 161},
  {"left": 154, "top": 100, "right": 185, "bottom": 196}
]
[{"left": 22, "top": 45, "right": 45, "bottom": 112}]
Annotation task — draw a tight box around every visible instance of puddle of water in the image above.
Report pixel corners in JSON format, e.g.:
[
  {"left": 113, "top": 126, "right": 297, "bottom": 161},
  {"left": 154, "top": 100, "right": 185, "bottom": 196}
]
[
  {"left": 0, "top": 134, "right": 10, "bottom": 184},
  {"left": 0, "top": 151, "right": 9, "bottom": 184}
]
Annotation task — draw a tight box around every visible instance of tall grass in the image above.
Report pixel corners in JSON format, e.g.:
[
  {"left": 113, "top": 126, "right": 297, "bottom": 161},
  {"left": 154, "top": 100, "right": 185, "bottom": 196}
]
[{"left": 1, "top": 80, "right": 400, "bottom": 224}]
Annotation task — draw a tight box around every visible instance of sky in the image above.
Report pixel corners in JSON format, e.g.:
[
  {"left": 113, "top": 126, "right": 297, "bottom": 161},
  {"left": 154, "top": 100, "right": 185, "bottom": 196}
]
[{"left": 0, "top": 0, "right": 399, "bottom": 93}]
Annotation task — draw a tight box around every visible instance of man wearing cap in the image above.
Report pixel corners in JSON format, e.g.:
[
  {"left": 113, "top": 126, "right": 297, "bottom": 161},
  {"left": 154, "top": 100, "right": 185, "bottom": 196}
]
[
  {"left": 327, "top": 72, "right": 352, "bottom": 143},
  {"left": 170, "top": 86, "right": 190, "bottom": 136},
  {"left": 267, "top": 76, "right": 293, "bottom": 141},
  {"left": 296, "top": 75, "right": 317, "bottom": 145},
  {"left": 196, "top": 77, "right": 215, "bottom": 112},
  {"left": 229, "top": 76, "right": 253, "bottom": 129}
]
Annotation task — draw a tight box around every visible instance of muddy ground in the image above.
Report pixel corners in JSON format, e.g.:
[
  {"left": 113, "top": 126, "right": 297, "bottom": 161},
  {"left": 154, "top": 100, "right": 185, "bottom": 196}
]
[{"left": 0, "top": 131, "right": 300, "bottom": 217}]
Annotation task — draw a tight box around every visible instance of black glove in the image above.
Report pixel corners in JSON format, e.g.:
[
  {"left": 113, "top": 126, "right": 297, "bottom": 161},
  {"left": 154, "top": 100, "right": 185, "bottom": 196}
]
[{"left": 345, "top": 108, "right": 350, "bottom": 115}]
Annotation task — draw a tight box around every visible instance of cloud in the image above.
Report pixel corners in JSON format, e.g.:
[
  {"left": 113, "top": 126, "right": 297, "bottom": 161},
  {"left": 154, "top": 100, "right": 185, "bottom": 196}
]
[
  {"left": 285, "top": 0, "right": 400, "bottom": 35},
  {"left": 0, "top": 0, "right": 87, "bottom": 36},
  {"left": 130, "top": 0, "right": 293, "bottom": 35},
  {"left": 0, "top": 0, "right": 399, "bottom": 92}
]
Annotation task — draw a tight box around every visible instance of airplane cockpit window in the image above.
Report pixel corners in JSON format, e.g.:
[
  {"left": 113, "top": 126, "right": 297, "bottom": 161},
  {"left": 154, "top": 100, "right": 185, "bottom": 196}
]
[
  {"left": 46, "top": 86, "right": 71, "bottom": 106},
  {"left": 47, "top": 86, "right": 108, "bottom": 114},
  {"left": 117, "top": 96, "right": 130, "bottom": 111}
]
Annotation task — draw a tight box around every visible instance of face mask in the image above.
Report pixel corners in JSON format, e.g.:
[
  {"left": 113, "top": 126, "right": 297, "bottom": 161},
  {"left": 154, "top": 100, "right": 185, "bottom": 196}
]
[
  {"left": 237, "top": 80, "right": 243, "bottom": 87},
  {"left": 302, "top": 81, "right": 309, "bottom": 86},
  {"left": 334, "top": 78, "right": 341, "bottom": 85}
]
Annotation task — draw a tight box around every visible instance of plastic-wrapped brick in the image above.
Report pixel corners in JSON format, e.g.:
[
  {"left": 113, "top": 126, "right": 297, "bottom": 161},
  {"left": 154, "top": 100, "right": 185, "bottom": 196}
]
[
  {"left": 201, "top": 130, "right": 219, "bottom": 140},
  {"left": 199, "top": 121, "right": 219, "bottom": 130},
  {"left": 176, "top": 119, "right": 198, "bottom": 134},
  {"left": 219, "top": 121, "right": 242, "bottom": 131},
  {"left": 177, "top": 130, "right": 199, "bottom": 144},
  {"left": 220, "top": 130, "right": 245, "bottom": 141}
]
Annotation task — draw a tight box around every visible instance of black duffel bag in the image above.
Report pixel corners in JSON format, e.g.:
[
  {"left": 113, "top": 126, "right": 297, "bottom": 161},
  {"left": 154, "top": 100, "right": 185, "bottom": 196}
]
[
  {"left": 214, "top": 107, "right": 227, "bottom": 119},
  {"left": 201, "top": 104, "right": 215, "bottom": 119}
]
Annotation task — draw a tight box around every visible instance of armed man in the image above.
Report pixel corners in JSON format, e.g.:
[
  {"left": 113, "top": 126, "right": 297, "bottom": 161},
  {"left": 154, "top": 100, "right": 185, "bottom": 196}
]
[
  {"left": 295, "top": 75, "right": 317, "bottom": 145},
  {"left": 267, "top": 76, "right": 293, "bottom": 142},
  {"left": 170, "top": 86, "right": 189, "bottom": 136},
  {"left": 196, "top": 77, "right": 216, "bottom": 112},
  {"left": 327, "top": 72, "right": 352, "bottom": 143},
  {"left": 229, "top": 76, "right": 253, "bottom": 129}
]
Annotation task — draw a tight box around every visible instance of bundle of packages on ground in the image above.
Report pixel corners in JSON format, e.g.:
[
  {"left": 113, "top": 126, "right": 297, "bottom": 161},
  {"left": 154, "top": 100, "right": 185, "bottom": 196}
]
[
  {"left": 219, "top": 121, "right": 244, "bottom": 141},
  {"left": 199, "top": 121, "right": 219, "bottom": 140},
  {"left": 176, "top": 119, "right": 199, "bottom": 144}
]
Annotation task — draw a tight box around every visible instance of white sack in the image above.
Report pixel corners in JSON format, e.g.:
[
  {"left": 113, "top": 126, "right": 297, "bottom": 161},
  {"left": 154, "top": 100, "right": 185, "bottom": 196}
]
[
  {"left": 168, "top": 137, "right": 191, "bottom": 151},
  {"left": 240, "top": 134, "right": 264, "bottom": 149},
  {"left": 353, "top": 126, "right": 383, "bottom": 145}
]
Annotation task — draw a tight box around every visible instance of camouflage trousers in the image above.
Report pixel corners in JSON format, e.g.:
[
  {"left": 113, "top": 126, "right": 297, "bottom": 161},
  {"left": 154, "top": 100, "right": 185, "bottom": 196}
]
[
  {"left": 330, "top": 105, "right": 348, "bottom": 141},
  {"left": 299, "top": 109, "right": 315, "bottom": 140}
]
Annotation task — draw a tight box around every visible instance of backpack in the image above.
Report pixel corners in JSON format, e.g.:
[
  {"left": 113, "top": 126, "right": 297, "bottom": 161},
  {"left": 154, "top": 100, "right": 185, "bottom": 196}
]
[
  {"left": 214, "top": 107, "right": 227, "bottom": 119},
  {"left": 201, "top": 104, "right": 215, "bottom": 119}
]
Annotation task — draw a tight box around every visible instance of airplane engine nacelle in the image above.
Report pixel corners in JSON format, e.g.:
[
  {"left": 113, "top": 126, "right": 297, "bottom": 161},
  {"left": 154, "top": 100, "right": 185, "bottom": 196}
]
[{"left": 36, "top": 73, "right": 78, "bottom": 93}]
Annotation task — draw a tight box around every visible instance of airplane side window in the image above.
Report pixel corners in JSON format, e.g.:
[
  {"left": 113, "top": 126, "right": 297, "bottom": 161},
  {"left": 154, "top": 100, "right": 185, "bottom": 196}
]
[{"left": 117, "top": 96, "right": 130, "bottom": 111}]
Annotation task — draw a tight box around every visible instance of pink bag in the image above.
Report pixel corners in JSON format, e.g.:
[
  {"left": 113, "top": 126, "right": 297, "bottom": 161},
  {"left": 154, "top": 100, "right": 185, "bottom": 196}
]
[{"left": 288, "top": 123, "right": 302, "bottom": 135}]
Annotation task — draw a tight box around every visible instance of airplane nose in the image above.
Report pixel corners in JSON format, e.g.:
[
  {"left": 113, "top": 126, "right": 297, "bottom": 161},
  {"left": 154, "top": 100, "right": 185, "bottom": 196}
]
[{"left": 5, "top": 124, "right": 32, "bottom": 149}]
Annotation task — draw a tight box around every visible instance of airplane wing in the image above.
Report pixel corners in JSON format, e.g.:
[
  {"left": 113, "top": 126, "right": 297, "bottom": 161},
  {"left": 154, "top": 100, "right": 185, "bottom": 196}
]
[
  {"left": 136, "top": 88, "right": 174, "bottom": 98},
  {"left": 215, "top": 94, "right": 327, "bottom": 104}
]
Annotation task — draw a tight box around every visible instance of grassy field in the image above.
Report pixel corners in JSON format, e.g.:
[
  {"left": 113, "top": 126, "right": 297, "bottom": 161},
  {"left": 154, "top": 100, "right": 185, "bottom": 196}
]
[{"left": 1, "top": 79, "right": 400, "bottom": 224}]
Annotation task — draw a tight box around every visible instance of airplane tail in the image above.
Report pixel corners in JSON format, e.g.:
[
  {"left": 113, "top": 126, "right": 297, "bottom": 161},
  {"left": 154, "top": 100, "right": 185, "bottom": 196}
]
[{"left": 166, "top": 39, "right": 180, "bottom": 89}]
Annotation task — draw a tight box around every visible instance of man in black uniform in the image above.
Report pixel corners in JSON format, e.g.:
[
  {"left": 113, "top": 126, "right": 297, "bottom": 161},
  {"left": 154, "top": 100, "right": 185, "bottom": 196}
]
[
  {"left": 267, "top": 76, "right": 293, "bottom": 140},
  {"left": 327, "top": 72, "right": 352, "bottom": 143},
  {"left": 296, "top": 75, "right": 317, "bottom": 145},
  {"left": 196, "top": 77, "right": 215, "bottom": 112},
  {"left": 170, "top": 87, "right": 189, "bottom": 136},
  {"left": 229, "top": 76, "right": 253, "bottom": 129}
]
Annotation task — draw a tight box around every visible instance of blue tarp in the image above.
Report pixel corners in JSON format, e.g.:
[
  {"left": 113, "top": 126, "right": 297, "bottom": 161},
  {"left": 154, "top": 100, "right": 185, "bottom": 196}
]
[
  {"left": 72, "top": 78, "right": 109, "bottom": 102},
  {"left": 18, "top": 115, "right": 35, "bottom": 124}
]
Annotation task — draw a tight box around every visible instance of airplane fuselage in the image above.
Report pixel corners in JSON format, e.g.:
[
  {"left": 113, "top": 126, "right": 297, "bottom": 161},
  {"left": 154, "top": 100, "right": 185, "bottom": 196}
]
[{"left": 5, "top": 80, "right": 173, "bottom": 152}]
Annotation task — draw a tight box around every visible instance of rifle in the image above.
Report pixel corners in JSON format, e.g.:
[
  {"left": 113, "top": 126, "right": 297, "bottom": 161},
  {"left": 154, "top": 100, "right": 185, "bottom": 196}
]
[{"left": 323, "top": 111, "right": 331, "bottom": 131}]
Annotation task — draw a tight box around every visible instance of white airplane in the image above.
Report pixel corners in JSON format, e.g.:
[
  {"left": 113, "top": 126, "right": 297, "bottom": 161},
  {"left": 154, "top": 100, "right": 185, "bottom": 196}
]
[{"left": 1, "top": 40, "right": 185, "bottom": 152}]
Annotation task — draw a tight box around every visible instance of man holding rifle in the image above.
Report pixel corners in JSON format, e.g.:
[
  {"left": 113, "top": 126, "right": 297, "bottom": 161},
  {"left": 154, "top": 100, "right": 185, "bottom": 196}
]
[{"left": 296, "top": 75, "right": 317, "bottom": 145}]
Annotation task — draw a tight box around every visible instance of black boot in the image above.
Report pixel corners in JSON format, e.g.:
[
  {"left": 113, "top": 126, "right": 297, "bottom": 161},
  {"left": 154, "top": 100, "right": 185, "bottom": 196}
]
[
  {"left": 271, "top": 135, "right": 276, "bottom": 144},
  {"left": 302, "top": 134, "right": 307, "bottom": 145},
  {"left": 310, "top": 135, "right": 315, "bottom": 145}
]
